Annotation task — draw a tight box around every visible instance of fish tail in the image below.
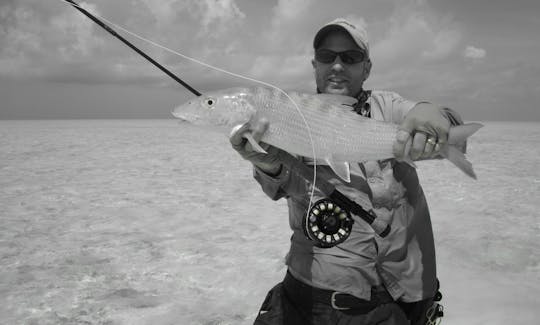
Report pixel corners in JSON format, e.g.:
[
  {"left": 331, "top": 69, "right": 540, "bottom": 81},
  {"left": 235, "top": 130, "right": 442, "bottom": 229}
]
[
  {"left": 447, "top": 123, "right": 483, "bottom": 144},
  {"left": 439, "top": 122, "right": 483, "bottom": 179},
  {"left": 439, "top": 145, "right": 477, "bottom": 179}
]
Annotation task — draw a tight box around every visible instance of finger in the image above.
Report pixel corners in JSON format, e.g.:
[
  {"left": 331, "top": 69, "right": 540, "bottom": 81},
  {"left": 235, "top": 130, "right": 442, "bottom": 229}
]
[
  {"left": 437, "top": 131, "right": 448, "bottom": 146},
  {"left": 403, "top": 137, "right": 412, "bottom": 159},
  {"left": 229, "top": 123, "right": 251, "bottom": 146},
  {"left": 410, "top": 132, "right": 427, "bottom": 160},
  {"left": 433, "top": 142, "right": 442, "bottom": 156},
  {"left": 250, "top": 118, "right": 269, "bottom": 143},
  {"left": 393, "top": 130, "right": 411, "bottom": 159},
  {"left": 399, "top": 113, "right": 417, "bottom": 135},
  {"left": 421, "top": 136, "right": 437, "bottom": 159},
  {"left": 432, "top": 118, "right": 451, "bottom": 145}
]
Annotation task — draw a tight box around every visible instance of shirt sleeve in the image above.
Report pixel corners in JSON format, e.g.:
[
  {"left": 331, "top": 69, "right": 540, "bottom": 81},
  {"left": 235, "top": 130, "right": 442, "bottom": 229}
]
[
  {"left": 371, "top": 91, "right": 418, "bottom": 124},
  {"left": 389, "top": 92, "right": 421, "bottom": 124},
  {"left": 253, "top": 164, "right": 308, "bottom": 201}
]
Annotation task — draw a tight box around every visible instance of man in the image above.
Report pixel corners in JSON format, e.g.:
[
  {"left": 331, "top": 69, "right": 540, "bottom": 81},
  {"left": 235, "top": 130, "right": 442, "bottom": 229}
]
[{"left": 231, "top": 18, "right": 460, "bottom": 325}]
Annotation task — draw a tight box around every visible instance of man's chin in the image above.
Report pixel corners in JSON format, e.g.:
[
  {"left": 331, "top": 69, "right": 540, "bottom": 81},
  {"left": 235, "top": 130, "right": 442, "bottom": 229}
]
[{"left": 324, "top": 86, "right": 350, "bottom": 96}]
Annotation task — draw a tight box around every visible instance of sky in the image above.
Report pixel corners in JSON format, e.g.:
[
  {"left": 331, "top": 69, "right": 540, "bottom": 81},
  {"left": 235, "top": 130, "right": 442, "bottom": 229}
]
[{"left": 1, "top": 0, "right": 539, "bottom": 121}]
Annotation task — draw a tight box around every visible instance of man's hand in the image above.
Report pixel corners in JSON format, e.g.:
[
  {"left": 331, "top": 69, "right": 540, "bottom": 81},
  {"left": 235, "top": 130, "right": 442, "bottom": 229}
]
[
  {"left": 393, "top": 103, "right": 451, "bottom": 161},
  {"left": 229, "top": 118, "right": 283, "bottom": 175}
]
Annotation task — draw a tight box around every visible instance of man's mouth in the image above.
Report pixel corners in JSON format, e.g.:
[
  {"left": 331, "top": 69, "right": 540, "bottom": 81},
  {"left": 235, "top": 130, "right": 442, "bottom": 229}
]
[{"left": 327, "top": 76, "right": 347, "bottom": 86}]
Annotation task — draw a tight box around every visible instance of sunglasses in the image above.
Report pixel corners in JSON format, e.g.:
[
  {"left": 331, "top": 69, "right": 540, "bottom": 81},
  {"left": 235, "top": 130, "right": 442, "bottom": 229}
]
[{"left": 315, "top": 49, "right": 366, "bottom": 64}]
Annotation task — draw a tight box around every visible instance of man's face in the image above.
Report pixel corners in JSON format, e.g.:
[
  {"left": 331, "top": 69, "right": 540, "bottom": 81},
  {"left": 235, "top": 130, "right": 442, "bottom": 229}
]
[{"left": 312, "top": 30, "right": 370, "bottom": 97}]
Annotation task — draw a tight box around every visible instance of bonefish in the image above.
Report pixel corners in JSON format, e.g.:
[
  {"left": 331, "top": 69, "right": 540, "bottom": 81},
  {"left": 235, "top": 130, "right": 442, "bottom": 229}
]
[{"left": 172, "top": 86, "right": 483, "bottom": 181}]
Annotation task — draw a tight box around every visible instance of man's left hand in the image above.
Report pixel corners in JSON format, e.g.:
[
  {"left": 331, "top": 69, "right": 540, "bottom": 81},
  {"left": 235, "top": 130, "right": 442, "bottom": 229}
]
[{"left": 393, "top": 103, "right": 451, "bottom": 161}]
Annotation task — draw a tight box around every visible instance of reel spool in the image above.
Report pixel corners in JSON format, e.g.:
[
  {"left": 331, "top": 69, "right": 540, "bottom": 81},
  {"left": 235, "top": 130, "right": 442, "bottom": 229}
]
[{"left": 304, "top": 199, "right": 354, "bottom": 248}]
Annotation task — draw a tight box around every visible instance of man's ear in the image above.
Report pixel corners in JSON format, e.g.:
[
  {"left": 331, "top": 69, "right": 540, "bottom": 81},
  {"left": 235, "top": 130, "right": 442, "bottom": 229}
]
[{"left": 363, "top": 59, "right": 372, "bottom": 81}]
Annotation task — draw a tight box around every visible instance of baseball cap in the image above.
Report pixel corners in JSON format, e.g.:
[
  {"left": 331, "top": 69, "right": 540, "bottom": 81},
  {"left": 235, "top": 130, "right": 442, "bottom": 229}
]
[{"left": 313, "top": 18, "right": 369, "bottom": 56}]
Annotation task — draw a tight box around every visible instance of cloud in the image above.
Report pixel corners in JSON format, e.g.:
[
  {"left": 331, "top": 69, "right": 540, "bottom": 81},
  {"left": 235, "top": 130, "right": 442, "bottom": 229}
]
[
  {"left": 0, "top": 0, "right": 189, "bottom": 83},
  {"left": 0, "top": 2, "right": 59, "bottom": 76},
  {"left": 421, "top": 28, "right": 461, "bottom": 60},
  {"left": 272, "top": 0, "right": 314, "bottom": 22},
  {"left": 463, "top": 45, "right": 486, "bottom": 59},
  {"left": 138, "top": 0, "right": 179, "bottom": 24},
  {"left": 50, "top": 2, "right": 105, "bottom": 60},
  {"left": 248, "top": 54, "right": 312, "bottom": 89},
  {"left": 193, "top": 0, "right": 246, "bottom": 37},
  {"left": 362, "top": 0, "right": 470, "bottom": 105},
  {"left": 371, "top": 2, "right": 462, "bottom": 68},
  {"left": 1, "top": 0, "right": 539, "bottom": 121},
  {"left": 261, "top": 0, "right": 316, "bottom": 53}
]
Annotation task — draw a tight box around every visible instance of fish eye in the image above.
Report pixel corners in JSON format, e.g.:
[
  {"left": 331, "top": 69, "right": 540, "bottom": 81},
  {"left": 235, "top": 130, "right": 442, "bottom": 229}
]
[{"left": 203, "top": 97, "right": 216, "bottom": 108}]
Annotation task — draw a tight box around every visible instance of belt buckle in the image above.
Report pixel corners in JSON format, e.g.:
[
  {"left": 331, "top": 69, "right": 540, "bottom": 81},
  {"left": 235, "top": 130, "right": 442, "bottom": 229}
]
[{"left": 331, "top": 292, "right": 351, "bottom": 310}]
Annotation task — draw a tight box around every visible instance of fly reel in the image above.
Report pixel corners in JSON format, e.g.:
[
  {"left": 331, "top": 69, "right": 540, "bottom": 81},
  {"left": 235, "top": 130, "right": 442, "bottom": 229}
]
[{"left": 304, "top": 199, "right": 354, "bottom": 248}]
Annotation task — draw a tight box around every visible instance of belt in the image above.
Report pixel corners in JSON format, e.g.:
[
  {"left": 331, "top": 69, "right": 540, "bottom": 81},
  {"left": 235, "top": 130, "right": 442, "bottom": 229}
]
[{"left": 283, "top": 271, "right": 394, "bottom": 313}]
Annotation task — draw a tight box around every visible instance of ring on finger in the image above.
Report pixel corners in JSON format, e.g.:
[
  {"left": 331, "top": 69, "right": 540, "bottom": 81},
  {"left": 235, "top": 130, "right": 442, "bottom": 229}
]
[{"left": 427, "top": 137, "right": 437, "bottom": 145}]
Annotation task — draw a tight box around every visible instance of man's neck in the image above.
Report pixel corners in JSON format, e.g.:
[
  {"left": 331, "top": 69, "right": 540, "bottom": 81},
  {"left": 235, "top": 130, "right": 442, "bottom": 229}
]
[
  {"left": 354, "top": 89, "right": 371, "bottom": 117},
  {"left": 315, "top": 87, "right": 371, "bottom": 116}
]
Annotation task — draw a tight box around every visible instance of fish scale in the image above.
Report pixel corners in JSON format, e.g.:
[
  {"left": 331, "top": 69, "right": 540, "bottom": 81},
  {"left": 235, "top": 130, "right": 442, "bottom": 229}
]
[
  {"left": 172, "top": 86, "right": 483, "bottom": 180},
  {"left": 251, "top": 87, "right": 396, "bottom": 161}
]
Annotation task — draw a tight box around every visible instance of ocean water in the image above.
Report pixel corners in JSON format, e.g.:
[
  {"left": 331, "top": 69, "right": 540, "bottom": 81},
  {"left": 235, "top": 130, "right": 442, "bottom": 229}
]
[{"left": 0, "top": 119, "right": 538, "bottom": 324}]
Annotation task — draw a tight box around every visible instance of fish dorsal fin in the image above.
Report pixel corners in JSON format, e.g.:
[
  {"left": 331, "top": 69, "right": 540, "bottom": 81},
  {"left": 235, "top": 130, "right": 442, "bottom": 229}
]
[
  {"left": 324, "top": 157, "right": 351, "bottom": 183},
  {"left": 315, "top": 94, "right": 358, "bottom": 107}
]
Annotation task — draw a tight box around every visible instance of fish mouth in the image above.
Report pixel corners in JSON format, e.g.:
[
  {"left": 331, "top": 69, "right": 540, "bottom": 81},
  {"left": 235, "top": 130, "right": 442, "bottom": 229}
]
[
  {"left": 171, "top": 109, "right": 184, "bottom": 120},
  {"left": 171, "top": 110, "right": 199, "bottom": 123}
]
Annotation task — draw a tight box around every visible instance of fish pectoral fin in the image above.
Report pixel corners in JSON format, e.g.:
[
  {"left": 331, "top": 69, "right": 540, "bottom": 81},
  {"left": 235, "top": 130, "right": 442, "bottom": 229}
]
[
  {"left": 242, "top": 132, "right": 268, "bottom": 154},
  {"left": 325, "top": 157, "right": 351, "bottom": 183},
  {"left": 231, "top": 123, "right": 268, "bottom": 154},
  {"left": 349, "top": 162, "right": 364, "bottom": 176},
  {"left": 229, "top": 123, "right": 248, "bottom": 138}
]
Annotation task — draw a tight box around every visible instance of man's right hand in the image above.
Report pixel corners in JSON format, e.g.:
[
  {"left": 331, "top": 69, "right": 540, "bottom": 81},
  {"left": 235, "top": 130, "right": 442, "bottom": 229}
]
[{"left": 229, "top": 118, "right": 283, "bottom": 176}]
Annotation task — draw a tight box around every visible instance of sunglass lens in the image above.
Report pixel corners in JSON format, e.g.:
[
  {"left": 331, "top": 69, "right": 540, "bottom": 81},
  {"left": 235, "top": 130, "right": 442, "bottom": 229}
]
[
  {"left": 316, "top": 50, "right": 365, "bottom": 64},
  {"left": 315, "top": 50, "right": 337, "bottom": 63},
  {"left": 342, "top": 51, "right": 365, "bottom": 64}
]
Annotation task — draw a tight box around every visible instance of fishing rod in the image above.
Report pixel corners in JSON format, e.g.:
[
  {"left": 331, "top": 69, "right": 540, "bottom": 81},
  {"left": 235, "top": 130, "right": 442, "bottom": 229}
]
[
  {"left": 63, "top": 0, "right": 201, "bottom": 96},
  {"left": 64, "top": 0, "right": 390, "bottom": 243}
]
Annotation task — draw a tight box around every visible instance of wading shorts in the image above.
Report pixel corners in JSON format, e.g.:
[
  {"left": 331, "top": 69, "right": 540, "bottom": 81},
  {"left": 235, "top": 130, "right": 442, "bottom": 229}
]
[{"left": 253, "top": 271, "right": 435, "bottom": 325}]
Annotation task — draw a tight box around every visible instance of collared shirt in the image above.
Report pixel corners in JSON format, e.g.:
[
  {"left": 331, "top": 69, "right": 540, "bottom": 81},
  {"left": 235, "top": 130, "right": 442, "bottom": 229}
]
[{"left": 253, "top": 90, "right": 442, "bottom": 302}]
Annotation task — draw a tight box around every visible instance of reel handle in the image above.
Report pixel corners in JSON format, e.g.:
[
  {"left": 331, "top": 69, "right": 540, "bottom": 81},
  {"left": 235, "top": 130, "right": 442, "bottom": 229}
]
[{"left": 328, "top": 190, "right": 391, "bottom": 238}]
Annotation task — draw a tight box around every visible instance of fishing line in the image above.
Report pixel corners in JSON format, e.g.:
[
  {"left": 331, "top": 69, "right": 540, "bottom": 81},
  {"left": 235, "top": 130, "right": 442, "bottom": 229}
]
[{"left": 59, "top": 0, "right": 319, "bottom": 212}]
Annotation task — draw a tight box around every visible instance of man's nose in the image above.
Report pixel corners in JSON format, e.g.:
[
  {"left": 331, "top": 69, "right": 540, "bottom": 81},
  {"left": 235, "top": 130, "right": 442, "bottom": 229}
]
[{"left": 330, "top": 56, "right": 345, "bottom": 72}]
